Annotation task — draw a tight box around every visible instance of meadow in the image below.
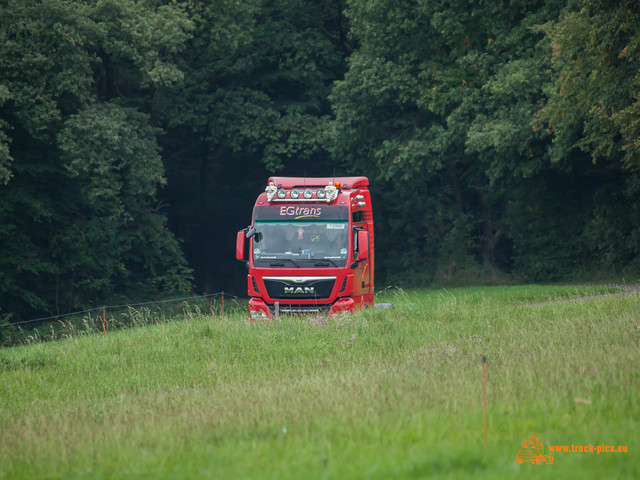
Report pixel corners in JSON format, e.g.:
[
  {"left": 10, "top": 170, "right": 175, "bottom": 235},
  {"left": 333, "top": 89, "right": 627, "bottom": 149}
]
[{"left": 0, "top": 285, "right": 638, "bottom": 479}]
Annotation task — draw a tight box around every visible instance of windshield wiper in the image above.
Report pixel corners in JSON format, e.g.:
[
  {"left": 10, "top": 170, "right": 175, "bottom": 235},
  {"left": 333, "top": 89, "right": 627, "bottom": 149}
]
[
  {"left": 314, "top": 259, "right": 338, "bottom": 267},
  {"left": 269, "top": 259, "right": 300, "bottom": 267}
]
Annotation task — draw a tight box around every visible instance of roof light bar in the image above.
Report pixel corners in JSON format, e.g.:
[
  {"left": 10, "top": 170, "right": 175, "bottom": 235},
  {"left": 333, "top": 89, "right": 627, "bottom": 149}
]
[{"left": 264, "top": 181, "right": 342, "bottom": 202}]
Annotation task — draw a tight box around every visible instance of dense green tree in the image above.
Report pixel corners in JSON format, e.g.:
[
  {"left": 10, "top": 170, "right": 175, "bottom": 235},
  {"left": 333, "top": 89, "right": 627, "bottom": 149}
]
[
  {"left": 0, "top": 84, "right": 11, "bottom": 184},
  {"left": 531, "top": 0, "right": 640, "bottom": 276},
  {"left": 0, "top": 0, "right": 193, "bottom": 319},
  {"left": 538, "top": 0, "right": 640, "bottom": 169},
  {"left": 155, "top": 0, "right": 351, "bottom": 292},
  {"left": 330, "top": 0, "right": 640, "bottom": 282},
  {"left": 330, "top": 0, "right": 560, "bottom": 282}
]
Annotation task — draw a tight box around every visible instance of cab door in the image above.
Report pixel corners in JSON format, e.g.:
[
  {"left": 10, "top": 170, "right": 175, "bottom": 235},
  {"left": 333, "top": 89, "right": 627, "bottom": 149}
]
[{"left": 352, "top": 225, "right": 371, "bottom": 295}]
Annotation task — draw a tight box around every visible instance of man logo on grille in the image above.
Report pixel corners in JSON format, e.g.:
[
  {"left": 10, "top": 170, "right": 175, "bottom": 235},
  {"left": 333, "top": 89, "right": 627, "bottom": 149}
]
[{"left": 284, "top": 287, "right": 315, "bottom": 294}]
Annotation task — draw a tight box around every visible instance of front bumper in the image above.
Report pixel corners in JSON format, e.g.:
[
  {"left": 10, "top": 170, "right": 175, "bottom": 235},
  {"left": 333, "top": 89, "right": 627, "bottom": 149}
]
[{"left": 247, "top": 296, "right": 358, "bottom": 320}]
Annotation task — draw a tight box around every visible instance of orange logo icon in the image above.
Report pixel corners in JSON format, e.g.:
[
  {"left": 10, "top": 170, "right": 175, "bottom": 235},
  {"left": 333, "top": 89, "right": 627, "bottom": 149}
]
[{"left": 516, "top": 433, "right": 554, "bottom": 465}]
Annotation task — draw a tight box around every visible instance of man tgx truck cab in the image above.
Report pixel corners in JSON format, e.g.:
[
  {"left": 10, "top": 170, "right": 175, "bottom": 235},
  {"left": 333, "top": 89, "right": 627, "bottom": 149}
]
[{"left": 236, "top": 176, "right": 374, "bottom": 320}]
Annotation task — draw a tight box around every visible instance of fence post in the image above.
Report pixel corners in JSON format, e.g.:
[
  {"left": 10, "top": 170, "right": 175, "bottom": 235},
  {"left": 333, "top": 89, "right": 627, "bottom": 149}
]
[
  {"left": 221, "top": 291, "right": 225, "bottom": 318},
  {"left": 482, "top": 355, "right": 487, "bottom": 445},
  {"left": 102, "top": 307, "right": 106, "bottom": 335}
]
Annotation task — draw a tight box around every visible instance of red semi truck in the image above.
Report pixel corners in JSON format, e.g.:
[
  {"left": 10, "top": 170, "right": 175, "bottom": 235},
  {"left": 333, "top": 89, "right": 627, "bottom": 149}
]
[{"left": 236, "top": 176, "right": 374, "bottom": 320}]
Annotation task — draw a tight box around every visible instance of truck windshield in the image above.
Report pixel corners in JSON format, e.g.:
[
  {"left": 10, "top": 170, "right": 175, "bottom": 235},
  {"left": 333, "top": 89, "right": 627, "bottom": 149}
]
[{"left": 252, "top": 221, "right": 348, "bottom": 267}]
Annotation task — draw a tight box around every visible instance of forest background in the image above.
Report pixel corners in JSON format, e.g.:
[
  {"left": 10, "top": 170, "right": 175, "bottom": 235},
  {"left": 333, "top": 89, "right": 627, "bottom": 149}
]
[{"left": 1, "top": 0, "right": 639, "bottom": 323}]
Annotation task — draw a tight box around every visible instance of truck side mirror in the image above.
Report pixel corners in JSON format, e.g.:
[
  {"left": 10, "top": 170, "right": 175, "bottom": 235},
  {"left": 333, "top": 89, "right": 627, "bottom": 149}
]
[
  {"left": 236, "top": 230, "right": 246, "bottom": 261},
  {"left": 357, "top": 229, "right": 369, "bottom": 261}
]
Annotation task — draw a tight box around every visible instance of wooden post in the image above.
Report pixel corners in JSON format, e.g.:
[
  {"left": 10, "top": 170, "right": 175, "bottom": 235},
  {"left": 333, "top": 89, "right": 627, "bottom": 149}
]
[
  {"left": 221, "top": 292, "right": 225, "bottom": 318},
  {"left": 482, "top": 355, "right": 487, "bottom": 445},
  {"left": 275, "top": 301, "right": 279, "bottom": 321},
  {"left": 102, "top": 307, "right": 106, "bottom": 335}
]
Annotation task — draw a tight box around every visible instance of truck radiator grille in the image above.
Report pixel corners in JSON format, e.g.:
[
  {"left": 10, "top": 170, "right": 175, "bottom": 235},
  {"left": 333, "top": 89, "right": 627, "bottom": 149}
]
[{"left": 263, "top": 277, "right": 336, "bottom": 299}]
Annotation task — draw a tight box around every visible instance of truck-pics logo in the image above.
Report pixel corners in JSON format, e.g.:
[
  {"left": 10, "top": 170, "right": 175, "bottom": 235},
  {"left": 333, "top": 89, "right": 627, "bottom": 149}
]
[
  {"left": 516, "top": 433, "right": 554, "bottom": 465},
  {"left": 516, "top": 432, "right": 629, "bottom": 464}
]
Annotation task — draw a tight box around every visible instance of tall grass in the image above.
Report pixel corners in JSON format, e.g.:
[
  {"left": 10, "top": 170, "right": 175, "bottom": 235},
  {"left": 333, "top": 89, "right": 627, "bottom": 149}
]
[
  {"left": 0, "top": 285, "right": 638, "bottom": 479},
  {"left": 0, "top": 294, "right": 245, "bottom": 347}
]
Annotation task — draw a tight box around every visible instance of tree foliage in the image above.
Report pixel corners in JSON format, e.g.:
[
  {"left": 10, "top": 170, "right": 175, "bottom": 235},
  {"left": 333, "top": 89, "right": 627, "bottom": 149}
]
[
  {"left": 330, "top": 0, "right": 562, "bottom": 282},
  {"left": 154, "top": 0, "right": 350, "bottom": 291},
  {"left": 0, "top": 0, "right": 193, "bottom": 319},
  {"left": 331, "top": 0, "right": 640, "bottom": 283},
  {"left": 532, "top": 0, "right": 640, "bottom": 274}
]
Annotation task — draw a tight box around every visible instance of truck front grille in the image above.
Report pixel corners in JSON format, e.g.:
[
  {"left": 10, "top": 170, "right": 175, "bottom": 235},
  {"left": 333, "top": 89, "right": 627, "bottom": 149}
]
[{"left": 262, "top": 276, "right": 336, "bottom": 299}]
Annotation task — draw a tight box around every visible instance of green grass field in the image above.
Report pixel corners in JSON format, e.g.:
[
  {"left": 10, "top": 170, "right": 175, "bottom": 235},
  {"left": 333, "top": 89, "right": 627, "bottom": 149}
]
[{"left": 1, "top": 285, "right": 638, "bottom": 479}]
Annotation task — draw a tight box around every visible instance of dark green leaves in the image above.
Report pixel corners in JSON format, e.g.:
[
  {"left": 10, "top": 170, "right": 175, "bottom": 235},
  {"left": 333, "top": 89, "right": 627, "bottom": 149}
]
[{"left": 0, "top": 0, "right": 193, "bottom": 319}]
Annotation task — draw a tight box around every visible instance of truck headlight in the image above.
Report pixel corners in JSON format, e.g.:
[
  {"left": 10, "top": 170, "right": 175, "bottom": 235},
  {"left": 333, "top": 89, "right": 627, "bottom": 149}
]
[{"left": 249, "top": 310, "right": 268, "bottom": 320}]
